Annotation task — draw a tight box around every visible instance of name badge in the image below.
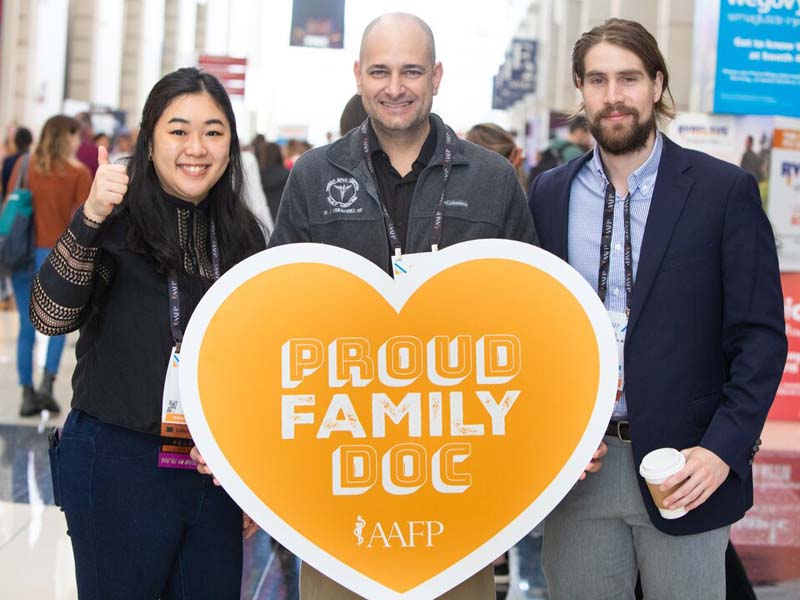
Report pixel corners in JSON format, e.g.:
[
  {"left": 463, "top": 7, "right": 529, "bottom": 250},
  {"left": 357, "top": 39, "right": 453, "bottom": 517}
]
[
  {"left": 608, "top": 311, "right": 627, "bottom": 403},
  {"left": 392, "top": 247, "right": 437, "bottom": 280},
  {"left": 158, "top": 346, "right": 196, "bottom": 469}
]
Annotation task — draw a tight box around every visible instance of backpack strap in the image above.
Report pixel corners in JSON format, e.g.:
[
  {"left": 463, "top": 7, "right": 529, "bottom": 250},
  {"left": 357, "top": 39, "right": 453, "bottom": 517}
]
[
  {"left": 19, "top": 154, "right": 30, "bottom": 190},
  {"left": 12, "top": 154, "right": 30, "bottom": 191}
]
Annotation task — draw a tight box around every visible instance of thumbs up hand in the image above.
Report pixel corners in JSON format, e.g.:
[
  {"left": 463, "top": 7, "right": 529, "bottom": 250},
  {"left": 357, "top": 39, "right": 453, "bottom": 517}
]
[{"left": 83, "top": 146, "right": 129, "bottom": 223}]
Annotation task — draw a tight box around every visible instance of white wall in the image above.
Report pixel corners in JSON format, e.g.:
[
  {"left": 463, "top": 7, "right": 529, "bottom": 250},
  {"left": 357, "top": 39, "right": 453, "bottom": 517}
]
[{"left": 0, "top": 0, "right": 70, "bottom": 136}]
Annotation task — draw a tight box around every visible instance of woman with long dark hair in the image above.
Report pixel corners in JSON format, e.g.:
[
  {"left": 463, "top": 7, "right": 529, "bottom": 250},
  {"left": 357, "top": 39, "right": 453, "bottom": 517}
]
[{"left": 32, "top": 68, "right": 265, "bottom": 599}]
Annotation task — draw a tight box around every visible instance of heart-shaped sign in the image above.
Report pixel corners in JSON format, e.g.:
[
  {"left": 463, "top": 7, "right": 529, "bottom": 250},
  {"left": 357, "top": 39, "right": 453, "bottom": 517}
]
[{"left": 180, "top": 240, "right": 616, "bottom": 599}]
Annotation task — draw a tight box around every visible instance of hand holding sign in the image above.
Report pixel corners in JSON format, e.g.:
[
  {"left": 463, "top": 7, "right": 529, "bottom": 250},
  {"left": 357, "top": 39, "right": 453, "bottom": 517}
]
[
  {"left": 83, "top": 146, "right": 128, "bottom": 223},
  {"left": 580, "top": 441, "right": 608, "bottom": 480},
  {"left": 179, "top": 241, "right": 617, "bottom": 599},
  {"left": 190, "top": 445, "right": 219, "bottom": 486}
]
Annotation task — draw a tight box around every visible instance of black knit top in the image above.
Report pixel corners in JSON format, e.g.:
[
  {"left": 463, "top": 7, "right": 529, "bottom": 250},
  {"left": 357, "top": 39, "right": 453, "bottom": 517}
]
[{"left": 30, "top": 194, "right": 266, "bottom": 435}]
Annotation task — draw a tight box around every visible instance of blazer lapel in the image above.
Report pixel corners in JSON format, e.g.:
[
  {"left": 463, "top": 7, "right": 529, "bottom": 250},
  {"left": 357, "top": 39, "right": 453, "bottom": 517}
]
[
  {"left": 627, "top": 136, "right": 694, "bottom": 336},
  {"left": 552, "top": 151, "right": 593, "bottom": 261}
]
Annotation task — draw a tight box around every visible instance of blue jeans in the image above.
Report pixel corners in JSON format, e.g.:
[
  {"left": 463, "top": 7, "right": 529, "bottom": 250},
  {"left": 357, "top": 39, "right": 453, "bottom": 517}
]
[
  {"left": 10, "top": 247, "right": 66, "bottom": 386},
  {"left": 53, "top": 410, "right": 244, "bottom": 599}
]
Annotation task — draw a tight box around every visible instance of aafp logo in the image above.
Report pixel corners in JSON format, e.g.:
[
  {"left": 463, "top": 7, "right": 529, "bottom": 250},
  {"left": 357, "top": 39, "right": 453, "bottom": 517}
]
[{"left": 354, "top": 515, "right": 445, "bottom": 548}]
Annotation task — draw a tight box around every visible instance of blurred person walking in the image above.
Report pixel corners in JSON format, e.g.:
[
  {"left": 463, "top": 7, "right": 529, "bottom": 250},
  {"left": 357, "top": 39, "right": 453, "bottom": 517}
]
[
  {"left": 283, "top": 139, "right": 311, "bottom": 170},
  {"left": 466, "top": 122, "right": 526, "bottom": 186},
  {"left": 0, "top": 126, "right": 33, "bottom": 310},
  {"left": 32, "top": 68, "right": 265, "bottom": 599},
  {"left": 109, "top": 126, "right": 136, "bottom": 165},
  {"left": 339, "top": 93, "right": 368, "bottom": 136},
  {"left": 466, "top": 120, "right": 548, "bottom": 600},
  {"left": 1, "top": 126, "right": 33, "bottom": 196},
  {"left": 241, "top": 147, "right": 274, "bottom": 237},
  {"left": 528, "top": 116, "right": 593, "bottom": 184},
  {"left": 93, "top": 133, "right": 111, "bottom": 151},
  {"left": 252, "top": 135, "right": 290, "bottom": 223},
  {"left": 4, "top": 115, "right": 90, "bottom": 416},
  {"left": 75, "top": 112, "right": 99, "bottom": 177}
]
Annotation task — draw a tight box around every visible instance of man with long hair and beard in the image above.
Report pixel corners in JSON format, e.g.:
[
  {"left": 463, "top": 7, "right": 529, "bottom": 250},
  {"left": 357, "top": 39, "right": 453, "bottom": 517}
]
[{"left": 528, "top": 19, "right": 786, "bottom": 600}]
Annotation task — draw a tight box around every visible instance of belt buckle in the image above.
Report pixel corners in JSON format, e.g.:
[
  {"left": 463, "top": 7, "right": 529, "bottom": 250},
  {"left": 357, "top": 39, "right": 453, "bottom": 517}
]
[{"left": 616, "top": 420, "right": 630, "bottom": 443}]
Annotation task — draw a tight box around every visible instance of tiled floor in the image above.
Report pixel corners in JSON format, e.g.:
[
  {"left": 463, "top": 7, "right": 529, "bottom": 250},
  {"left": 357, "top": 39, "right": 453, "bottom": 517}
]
[{"left": 0, "top": 307, "right": 797, "bottom": 599}]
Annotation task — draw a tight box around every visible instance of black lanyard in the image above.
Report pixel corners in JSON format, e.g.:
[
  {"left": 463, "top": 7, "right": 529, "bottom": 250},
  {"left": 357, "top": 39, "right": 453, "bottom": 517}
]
[
  {"left": 360, "top": 120, "right": 453, "bottom": 254},
  {"left": 168, "top": 220, "right": 221, "bottom": 350},
  {"left": 597, "top": 183, "right": 633, "bottom": 316}
]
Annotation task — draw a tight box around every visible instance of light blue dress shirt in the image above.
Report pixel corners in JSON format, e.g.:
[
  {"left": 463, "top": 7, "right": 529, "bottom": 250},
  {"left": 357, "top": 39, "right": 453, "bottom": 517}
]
[{"left": 568, "top": 132, "right": 663, "bottom": 418}]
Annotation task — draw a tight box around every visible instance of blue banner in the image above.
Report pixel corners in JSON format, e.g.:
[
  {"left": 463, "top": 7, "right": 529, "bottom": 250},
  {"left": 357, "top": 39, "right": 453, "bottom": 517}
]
[
  {"left": 491, "top": 39, "right": 537, "bottom": 111},
  {"left": 509, "top": 39, "right": 537, "bottom": 96},
  {"left": 714, "top": 0, "right": 800, "bottom": 117}
]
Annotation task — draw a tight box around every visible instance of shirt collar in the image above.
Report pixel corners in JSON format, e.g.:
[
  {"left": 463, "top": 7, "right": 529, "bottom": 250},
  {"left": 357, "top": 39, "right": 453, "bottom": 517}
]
[
  {"left": 161, "top": 189, "right": 211, "bottom": 212},
  {"left": 367, "top": 118, "right": 437, "bottom": 170},
  {"left": 590, "top": 131, "right": 663, "bottom": 196}
]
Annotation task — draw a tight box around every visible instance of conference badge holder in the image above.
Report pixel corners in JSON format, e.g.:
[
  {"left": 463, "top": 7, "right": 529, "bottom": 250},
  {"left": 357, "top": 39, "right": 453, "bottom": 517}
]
[
  {"left": 608, "top": 311, "right": 627, "bottom": 403},
  {"left": 392, "top": 245, "right": 439, "bottom": 281},
  {"left": 158, "top": 346, "right": 197, "bottom": 469}
]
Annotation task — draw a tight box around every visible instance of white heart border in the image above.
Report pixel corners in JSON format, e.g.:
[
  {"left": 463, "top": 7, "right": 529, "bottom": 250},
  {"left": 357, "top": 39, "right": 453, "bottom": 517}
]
[{"left": 179, "top": 239, "right": 618, "bottom": 599}]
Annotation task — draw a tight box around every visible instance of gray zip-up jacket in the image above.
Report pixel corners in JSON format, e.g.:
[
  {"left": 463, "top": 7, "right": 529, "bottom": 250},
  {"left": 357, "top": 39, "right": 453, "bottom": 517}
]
[{"left": 269, "top": 114, "right": 538, "bottom": 271}]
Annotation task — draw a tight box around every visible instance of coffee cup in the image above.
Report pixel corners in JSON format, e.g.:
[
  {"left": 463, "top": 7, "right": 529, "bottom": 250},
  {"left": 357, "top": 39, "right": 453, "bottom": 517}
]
[{"left": 639, "top": 448, "right": 687, "bottom": 519}]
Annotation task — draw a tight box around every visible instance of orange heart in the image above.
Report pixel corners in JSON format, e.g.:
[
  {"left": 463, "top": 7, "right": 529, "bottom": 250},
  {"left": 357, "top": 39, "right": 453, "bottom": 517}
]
[{"left": 180, "top": 240, "right": 616, "bottom": 599}]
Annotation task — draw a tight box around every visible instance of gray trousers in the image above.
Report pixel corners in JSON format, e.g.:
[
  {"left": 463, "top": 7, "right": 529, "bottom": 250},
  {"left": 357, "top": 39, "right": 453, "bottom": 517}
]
[
  {"left": 542, "top": 435, "right": 730, "bottom": 600},
  {"left": 299, "top": 562, "right": 495, "bottom": 599}
]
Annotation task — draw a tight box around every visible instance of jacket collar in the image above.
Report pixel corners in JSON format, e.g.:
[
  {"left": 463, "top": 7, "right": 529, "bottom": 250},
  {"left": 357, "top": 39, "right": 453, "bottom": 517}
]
[
  {"left": 327, "top": 113, "right": 469, "bottom": 172},
  {"left": 626, "top": 134, "right": 693, "bottom": 336},
  {"left": 550, "top": 150, "right": 594, "bottom": 261}
]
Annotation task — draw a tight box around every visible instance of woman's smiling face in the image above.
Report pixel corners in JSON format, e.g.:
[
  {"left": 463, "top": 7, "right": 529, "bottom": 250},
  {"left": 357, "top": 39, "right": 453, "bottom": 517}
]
[{"left": 151, "top": 92, "right": 231, "bottom": 203}]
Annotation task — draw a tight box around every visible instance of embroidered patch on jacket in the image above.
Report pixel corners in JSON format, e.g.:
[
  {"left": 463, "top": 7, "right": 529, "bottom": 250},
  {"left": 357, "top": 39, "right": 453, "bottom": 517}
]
[{"left": 326, "top": 178, "right": 360, "bottom": 208}]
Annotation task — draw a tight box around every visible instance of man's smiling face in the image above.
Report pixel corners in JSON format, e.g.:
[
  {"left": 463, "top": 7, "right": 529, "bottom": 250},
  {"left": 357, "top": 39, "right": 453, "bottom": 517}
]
[{"left": 354, "top": 17, "right": 442, "bottom": 139}]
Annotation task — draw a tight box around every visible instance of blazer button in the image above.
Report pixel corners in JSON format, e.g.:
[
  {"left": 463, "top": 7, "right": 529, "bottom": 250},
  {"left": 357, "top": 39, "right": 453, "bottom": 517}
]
[{"left": 748, "top": 459, "right": 753, "bottom": 465}]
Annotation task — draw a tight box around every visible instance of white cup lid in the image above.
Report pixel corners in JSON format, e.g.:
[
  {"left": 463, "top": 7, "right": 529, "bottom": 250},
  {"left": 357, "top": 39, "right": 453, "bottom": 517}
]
[{"left": 639, "top": 448, "right": 686, "bottom": 481}]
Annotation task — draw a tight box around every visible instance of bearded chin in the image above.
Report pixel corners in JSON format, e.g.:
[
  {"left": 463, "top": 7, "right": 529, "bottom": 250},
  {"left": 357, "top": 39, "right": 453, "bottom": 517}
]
[{"left": 591, "top": 110, "right": 656, "bottom": 156}]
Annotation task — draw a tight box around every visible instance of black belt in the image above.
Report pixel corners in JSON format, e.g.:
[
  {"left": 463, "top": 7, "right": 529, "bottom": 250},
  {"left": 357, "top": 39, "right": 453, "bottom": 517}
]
[{"left": 606, "top": 420, "right": 631, "bottom": 442}]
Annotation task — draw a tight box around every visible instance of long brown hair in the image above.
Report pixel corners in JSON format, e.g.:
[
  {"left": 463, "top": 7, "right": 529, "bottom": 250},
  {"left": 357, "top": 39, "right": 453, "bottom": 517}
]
[
  {"left": 466, "top": 123, "right": 525, "bottom": 185},
  {"left": 572, "top": 18, "right": 675, "bottom": 123},
  {"left": 33, "top": 115, "right": 80, "bottom": 174},
  {"left": 466, "top": 123, "right": 517, "bottom": 161}
]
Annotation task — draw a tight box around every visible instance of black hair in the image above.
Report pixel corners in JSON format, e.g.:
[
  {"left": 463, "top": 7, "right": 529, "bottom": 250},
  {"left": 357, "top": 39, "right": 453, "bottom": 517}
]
[
  {"left": 124, "top": 67, "right": 262, "bottom": 274},
  {"left": 14, "top": 127, "right": 33, "bottom": 153},
  {"left": 340, "top": 94, "right": 368, "bottom": 136},
  {"left": 263, "top": 142, "right": 284, "bottom": 167},
  {"left": 568, "top": 115, "right": 589, "bottom": 133}
]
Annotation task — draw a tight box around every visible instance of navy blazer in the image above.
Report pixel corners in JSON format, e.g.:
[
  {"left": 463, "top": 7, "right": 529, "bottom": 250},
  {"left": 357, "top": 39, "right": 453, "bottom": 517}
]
[{"left": 528, "top": 136, "right": 787, "bottom": 535}]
